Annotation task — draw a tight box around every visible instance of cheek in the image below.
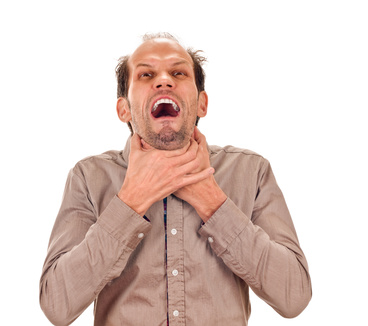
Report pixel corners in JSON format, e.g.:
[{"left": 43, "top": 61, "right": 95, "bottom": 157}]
[
  {"left": 128, "top": 93, "right": 146, "bottom": 115},
  {"left": 127, "top": 82, "right": 144, "bottom": 104}
]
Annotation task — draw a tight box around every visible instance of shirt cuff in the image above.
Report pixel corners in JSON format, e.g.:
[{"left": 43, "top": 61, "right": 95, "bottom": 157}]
[
  {"left": 198, "top": 197, "right": 250, "bottom": 255},
  {"left": 97, "top": 195, "right": 152, "bottom": 249}
]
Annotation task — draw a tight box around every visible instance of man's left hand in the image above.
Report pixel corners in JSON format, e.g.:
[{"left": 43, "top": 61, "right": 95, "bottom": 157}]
[{"left": 174, "top": 127, "right": 227, "bottom": 222}]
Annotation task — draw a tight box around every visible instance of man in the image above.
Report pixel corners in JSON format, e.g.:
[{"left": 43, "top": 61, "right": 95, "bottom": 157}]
[{"left": 40, "top": 33, "right": 312, "bottom": 325}]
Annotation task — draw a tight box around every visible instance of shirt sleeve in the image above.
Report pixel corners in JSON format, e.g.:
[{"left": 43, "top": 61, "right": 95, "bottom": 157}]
[
  {"left": 39, "top": 167, "right": 151, "bottom": 326},
  {"left": 198, "top": 159, "right": 312, "bottom": 318}
]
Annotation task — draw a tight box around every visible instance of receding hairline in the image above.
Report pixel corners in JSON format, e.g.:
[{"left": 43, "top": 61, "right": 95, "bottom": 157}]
[{"left": 127, "top": 38, "right": 195, "bottom": 70}]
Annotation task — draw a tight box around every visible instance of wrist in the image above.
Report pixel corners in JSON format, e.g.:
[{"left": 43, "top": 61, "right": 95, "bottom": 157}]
[
  {"left": 118, "top": 184, "right": 150, "bottom": 217},
  {"left": 190, "top": 177, "right": 227, "bottom": 223}
]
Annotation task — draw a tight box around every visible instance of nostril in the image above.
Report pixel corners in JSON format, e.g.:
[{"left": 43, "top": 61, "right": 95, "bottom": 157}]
[{"left": 156, "top": 84, "right": 172, "bottom": 88}]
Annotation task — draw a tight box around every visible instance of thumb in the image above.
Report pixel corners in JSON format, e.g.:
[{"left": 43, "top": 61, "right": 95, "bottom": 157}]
[
  {"left": 130, "top": 133, "right": 143, "bottom": 151},
  {"left": 193, "top": 126, "right": 205, "bottom": 143}
]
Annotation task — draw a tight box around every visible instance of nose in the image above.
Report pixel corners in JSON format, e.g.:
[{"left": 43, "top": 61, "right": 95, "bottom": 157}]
[{"left": 154, "top": 73, "right": 174, "bottom": 89}]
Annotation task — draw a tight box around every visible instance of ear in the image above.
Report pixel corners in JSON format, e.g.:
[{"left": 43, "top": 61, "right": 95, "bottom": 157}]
[
  {"left": 197, "top": 91, "right": 208, "bottom": 118},
  {"left": 116, "top": 97, "right": 132, "bottom": 123}
]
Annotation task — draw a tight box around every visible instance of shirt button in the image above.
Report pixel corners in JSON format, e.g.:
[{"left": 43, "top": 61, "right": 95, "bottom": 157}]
[
  {"left": 171, "top": 228, "right": 177, "bottom": 235},
  {"left": 208, "top": 236, "right": 214, "bottom": 243},
  {"left": 172, "top": 269, "right": 178, "bottom": 276},
  {"left": 137, "top": 233, "right": 144, "bottom": 239},
  {"left": 173, "top": 310, "right": 179, "bottom": 317}
]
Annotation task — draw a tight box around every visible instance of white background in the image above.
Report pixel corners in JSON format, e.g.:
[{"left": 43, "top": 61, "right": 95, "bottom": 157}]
[{"left": 1, "top": 0, "right": 367, "bottom": 325}]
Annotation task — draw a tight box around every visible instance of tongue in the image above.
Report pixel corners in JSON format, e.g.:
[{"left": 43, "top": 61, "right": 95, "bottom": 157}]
[{"left": 152, "top": 103, "right": 179, "bottom": 118}]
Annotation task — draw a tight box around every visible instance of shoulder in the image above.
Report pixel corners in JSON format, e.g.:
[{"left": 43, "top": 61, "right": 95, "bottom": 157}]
[
  {"left": 209, "top": 144, "right": 264, "bottom": 158},
  {"left": 71, "top": 150, "right": 125, "bottom": 176},
  {"left": 76, "top": 150, "right": 122, "bottom": 165},
  {"left": 209, "top": 144, "right": 267, "bottom": 163},
  {"left": 209, "top": 144, "right": 270, "bottom": 174}
]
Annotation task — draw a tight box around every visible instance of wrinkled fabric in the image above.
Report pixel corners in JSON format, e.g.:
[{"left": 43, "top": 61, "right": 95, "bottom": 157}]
[{"left": 40, "top": 137, "right": 311, "bottom": 325}]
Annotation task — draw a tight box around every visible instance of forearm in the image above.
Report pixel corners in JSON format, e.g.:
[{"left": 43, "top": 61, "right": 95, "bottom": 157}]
[
  {"left": 40, "top": 196, "right": 151, "bottom": 325},
  {"left": 199, "top": 198, "right": 312, "bottom": 318}
]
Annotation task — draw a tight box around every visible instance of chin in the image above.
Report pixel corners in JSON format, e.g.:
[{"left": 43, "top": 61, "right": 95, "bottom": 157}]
[{"left": 147, "top": 127, "right": 190, "bottom": 151}]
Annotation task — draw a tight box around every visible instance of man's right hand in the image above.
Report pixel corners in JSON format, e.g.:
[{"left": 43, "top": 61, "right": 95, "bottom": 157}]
[{"left": 118, "top": 133, "right": 214, "bottom": 216}]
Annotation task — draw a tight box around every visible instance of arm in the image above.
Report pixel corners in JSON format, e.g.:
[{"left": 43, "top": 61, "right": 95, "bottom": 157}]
[
  {"left": 39, "top": 167, "right": 151, "bottom": 325},
  {"left": 175, "top": 129, "right": 311, "bottom": 317},
  {"left": 40, "top": 134, "right": 214, "bottom": 325},
  {"left": 198, "top": 160, "right": 312, "bottom": 318}
]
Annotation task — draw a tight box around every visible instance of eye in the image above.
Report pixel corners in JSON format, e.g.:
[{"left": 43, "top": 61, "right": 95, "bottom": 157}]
[
  {"left": 139, "top": 72, "right": 153, "bottom": 78},
  {"left": 172, "top": 71, "right": 187, "bottom": 78}
]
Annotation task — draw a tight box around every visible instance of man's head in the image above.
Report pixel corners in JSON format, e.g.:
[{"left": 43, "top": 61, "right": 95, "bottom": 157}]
[{"left": 115, "top": 33, "right": 208, "bottom": 150}]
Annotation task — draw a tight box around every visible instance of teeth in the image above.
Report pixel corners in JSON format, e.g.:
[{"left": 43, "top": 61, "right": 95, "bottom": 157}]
[{"left": 152, "top": 98, "right": 179, "bottom": 112}]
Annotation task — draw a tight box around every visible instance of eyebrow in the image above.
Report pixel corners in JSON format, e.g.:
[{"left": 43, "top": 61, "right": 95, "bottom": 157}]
[
  {"left": 135, "top": 63, "right": 153, "bottom": 68},
  {"left": 171, "top": 60, "right": 191, "bottom": 67}
]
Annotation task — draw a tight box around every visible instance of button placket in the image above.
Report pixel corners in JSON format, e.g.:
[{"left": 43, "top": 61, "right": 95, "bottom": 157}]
[{"left": 165, "top": 196, "right": 185, "bottom": 324}]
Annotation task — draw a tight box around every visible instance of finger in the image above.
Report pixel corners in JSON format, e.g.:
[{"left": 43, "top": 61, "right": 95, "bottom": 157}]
[
  {"left": 163, "top": 139, "right": 193, "bottom": 158},
  {"left": 194, "top": 127, "right": 206, "bottom": 145},
  {"left": 193, "top": 126, "right": 200, "bottom": 141},
  {"left": 179, "top": 167, "right": 215, "bottom": 188},
  {"left": 191, "top": 127, "right": 197, "bottom": 140},
  {"left": 191, "top": 129, "right": 207, "bottom": 159},
  {"left": 176, "top": 150, "right": 201, "bottom": 175},
  {"left": 193, "top": 126, "right": 204, "bottom": 142},
  {"left": 141, "top": 138, "right": 154, "bottom": 151},
  {"left": 176, "top": 138, "right": 199, "bottom": 166},
  {"left": 162, "top": 139, "right": 199, "bottom": 170},
  {"left": 130, "top": 133, "right": 143, "bottom": 151}
]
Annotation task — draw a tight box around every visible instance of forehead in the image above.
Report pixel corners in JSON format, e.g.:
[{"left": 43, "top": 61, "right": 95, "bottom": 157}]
[{"left": 128, "top": 39, "right": 194, "bottom": 69}]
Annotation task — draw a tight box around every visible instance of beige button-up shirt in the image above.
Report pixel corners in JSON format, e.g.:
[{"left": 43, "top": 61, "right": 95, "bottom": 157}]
[{"left": 40, "top": 138, "right": 311, "bottom": 325}]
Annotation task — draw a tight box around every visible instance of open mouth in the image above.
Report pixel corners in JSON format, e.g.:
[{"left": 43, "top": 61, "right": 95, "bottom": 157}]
[{"left": 151, "top": 98, "right": 180, "bottom": 118}]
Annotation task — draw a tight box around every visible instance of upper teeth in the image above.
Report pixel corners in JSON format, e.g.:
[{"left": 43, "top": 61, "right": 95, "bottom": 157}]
[{"left": 152, "top": 98, "right": 179, "bottom": 112}]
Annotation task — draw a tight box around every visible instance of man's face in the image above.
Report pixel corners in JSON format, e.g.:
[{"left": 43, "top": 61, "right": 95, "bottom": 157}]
[{"left": 119, "top": 38, "right": 207, "bottom": 150}]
